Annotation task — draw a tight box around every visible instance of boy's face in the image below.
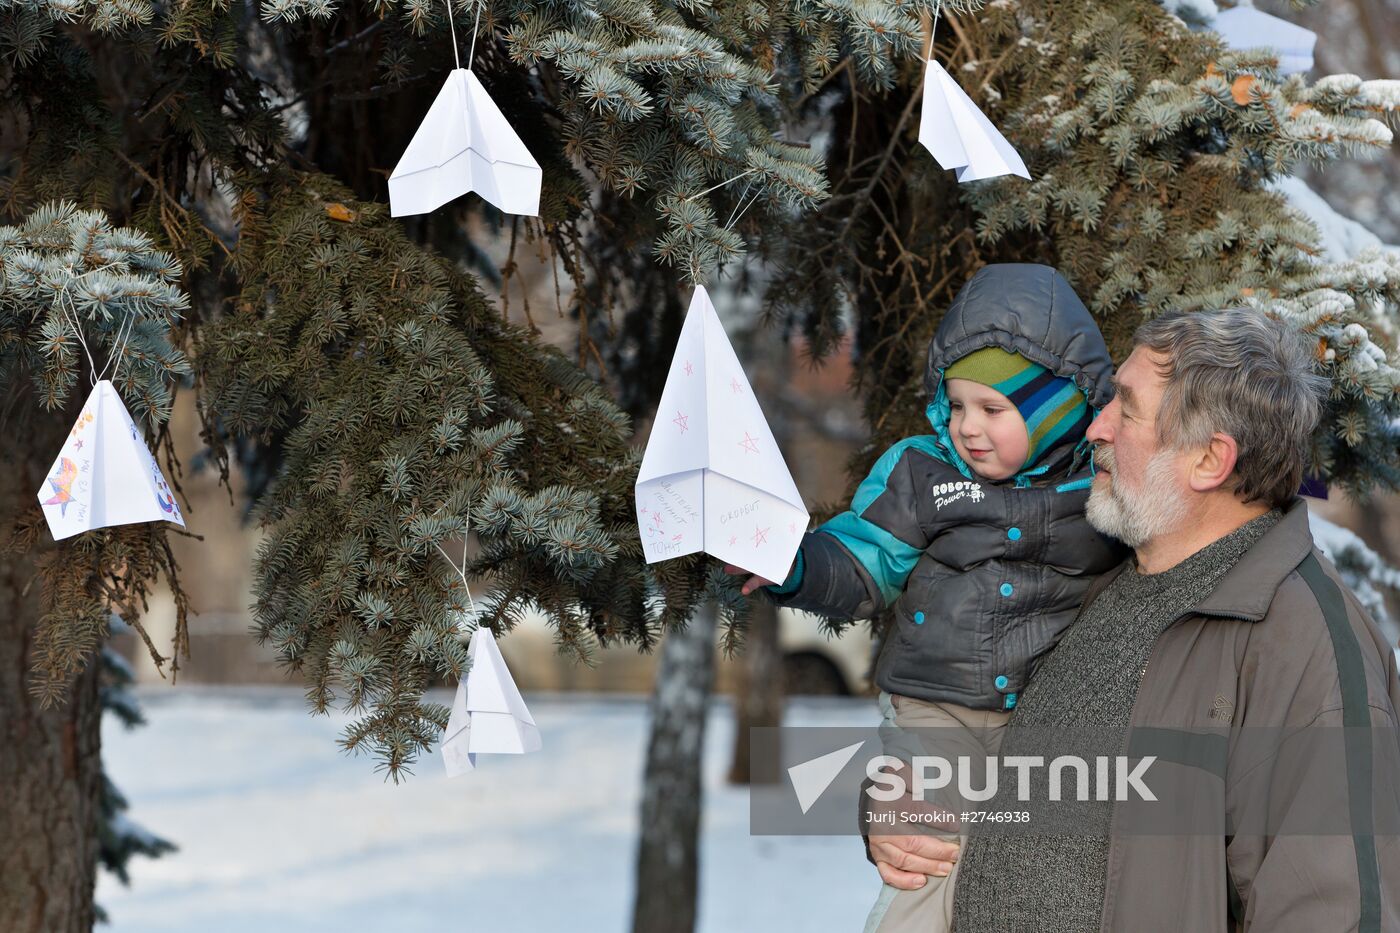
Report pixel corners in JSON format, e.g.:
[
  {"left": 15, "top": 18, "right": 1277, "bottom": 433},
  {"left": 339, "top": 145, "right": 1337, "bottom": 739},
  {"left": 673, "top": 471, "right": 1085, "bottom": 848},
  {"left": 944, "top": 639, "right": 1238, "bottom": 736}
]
[{"left": 945, "top": 378, "right": 1030, "bottom": 481}]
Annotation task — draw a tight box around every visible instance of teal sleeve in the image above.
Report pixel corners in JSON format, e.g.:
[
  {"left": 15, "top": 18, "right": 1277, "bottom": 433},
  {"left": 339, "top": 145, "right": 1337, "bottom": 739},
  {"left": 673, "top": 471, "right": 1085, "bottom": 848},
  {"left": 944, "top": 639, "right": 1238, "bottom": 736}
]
[
  {"left": 763, "top": 438, "right": 940, "bottom": 619},
  {"left": 817, "top": 439, "right": 935, "bottom": 608},
  {"left": 766, "top": 548, "right": 805, "bottom": 595}
]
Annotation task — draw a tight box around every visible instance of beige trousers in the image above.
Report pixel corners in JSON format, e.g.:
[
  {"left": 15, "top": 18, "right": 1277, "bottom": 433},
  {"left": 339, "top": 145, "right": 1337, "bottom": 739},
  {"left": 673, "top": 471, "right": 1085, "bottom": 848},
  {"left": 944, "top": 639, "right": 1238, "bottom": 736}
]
[{"left": 863, "top": 693, "right": 1011, "bottom": 933}]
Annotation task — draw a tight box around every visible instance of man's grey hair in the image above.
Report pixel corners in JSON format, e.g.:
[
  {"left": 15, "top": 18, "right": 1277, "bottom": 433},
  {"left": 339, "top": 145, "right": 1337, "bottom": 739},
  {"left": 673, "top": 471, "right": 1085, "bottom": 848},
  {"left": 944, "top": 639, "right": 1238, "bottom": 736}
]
[{"left": 1131, "top": 309, "right": 1328, "bottom": 509}]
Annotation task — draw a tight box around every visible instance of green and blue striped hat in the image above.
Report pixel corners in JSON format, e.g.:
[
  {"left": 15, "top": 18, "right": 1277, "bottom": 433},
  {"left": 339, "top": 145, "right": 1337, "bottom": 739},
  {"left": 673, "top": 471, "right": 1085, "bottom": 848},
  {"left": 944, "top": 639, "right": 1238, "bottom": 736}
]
[{"left": 944, "top": 346, "right": 1091, "bottom": 468}]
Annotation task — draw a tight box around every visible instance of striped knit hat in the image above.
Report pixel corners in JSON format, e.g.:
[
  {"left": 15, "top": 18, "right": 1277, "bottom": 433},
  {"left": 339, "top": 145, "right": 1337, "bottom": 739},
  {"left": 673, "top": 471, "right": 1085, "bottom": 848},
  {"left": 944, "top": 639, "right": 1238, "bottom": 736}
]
[{"left": 944, "top": 346, "right": 1091, "bottom": 469}]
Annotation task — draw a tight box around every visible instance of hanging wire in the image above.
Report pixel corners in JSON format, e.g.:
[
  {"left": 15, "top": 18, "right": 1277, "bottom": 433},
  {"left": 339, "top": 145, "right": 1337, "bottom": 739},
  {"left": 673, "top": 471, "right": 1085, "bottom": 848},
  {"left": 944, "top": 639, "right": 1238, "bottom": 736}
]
[
  {"left": 445, "top": 0, "right": 461, "bottom": 69},
  {"left": 95, "top": 311, "right": 138, "bottom": 385},
  {"left": 722, "top": 188, "right": 762, "bottom": 235},
  {"left": 680, "top": 167, "right": 758, "bottom": 202},
  {"left": 467, "top": 0, "right": 483, "bottom": 70},
  {"left": 445, "top": 0, "right": 485, "bottom": 71},
  {"left": 722, "top": 179, "right": 755, "bottom": 229},
  {"left": 705, "top": 185, "right": 763, "bottom": 283},
  {"left": 56, "top": 267, "right": 102, "bottom": 386},
  {"left": 54, "top": 265, "right": 146, "bottom": 388},
  {"left": 56, "top": 296, "right": 98, "bottom": 386},
  {"left": 926, "top": 0, "right": 944, "bottom": 61},
  {"left": 434, "top": 537, "right": 479, "bottom": 627}
]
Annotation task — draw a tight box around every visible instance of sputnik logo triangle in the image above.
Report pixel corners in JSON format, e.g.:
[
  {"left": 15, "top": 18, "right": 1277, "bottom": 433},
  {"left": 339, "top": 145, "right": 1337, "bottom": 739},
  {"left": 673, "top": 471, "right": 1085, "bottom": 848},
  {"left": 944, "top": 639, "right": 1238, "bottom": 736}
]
[{"left": 788, "top": 740, "right": 866, "bottom": 815}]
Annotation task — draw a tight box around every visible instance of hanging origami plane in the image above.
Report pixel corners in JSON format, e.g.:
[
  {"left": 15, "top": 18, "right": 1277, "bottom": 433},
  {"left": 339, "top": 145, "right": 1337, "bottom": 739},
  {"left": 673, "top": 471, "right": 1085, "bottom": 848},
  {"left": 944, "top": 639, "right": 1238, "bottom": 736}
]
[
  {"left": 37, "top": 380, "right": 185, "bottom": 541},
  {"left": 389, "top": 68, "right": 542, "bottom": 217},
  {"left": 1211, "top": 7, "right": 1317, "bottom": 75},
  {"left": 634, "top": 287, "right": 809, "bottom": 584},
  {"left": 919, "top": 60, "right": 1030, "bottom": 183},
  {"left": 441, "top": 626, "right": 540, "bottom": 776}
]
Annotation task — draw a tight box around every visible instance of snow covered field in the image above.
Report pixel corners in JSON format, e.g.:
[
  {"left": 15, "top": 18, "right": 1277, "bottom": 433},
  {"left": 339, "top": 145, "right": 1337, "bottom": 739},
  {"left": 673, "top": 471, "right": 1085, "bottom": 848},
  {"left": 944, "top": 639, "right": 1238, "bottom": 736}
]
[{"left": 99, "top": 687, "right": 882, "bottom": 933}]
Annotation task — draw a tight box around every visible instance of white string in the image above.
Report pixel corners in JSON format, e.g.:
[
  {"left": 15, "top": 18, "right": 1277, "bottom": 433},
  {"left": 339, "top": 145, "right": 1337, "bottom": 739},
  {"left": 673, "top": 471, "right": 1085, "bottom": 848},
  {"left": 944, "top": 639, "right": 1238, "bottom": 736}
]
[
  {"left": 446, "top": 0, "right": 485, "bottom": 72},
  {"left": 723, "top": 189, "right": 761, "bottom": 235},
  {"left": 56, "top": 267, "right": 104, "bottom": 386},
  {"left": 681, "top": 168, "right": 758, "bottom": 202},
  {"left": 56, "top": 291, "right": 98, "bottom": 386},
  {"left": 95, "top": 311, "right": 138, "bottom": 385},
  {"left": 467, "top": 0, "right": 482, "bottom": 71},
  {"left": 433, "top": 539, "right": 478, "bottom": 627},
  {"left": 928, "top": 0, "right": 944, "bottom": 60},
  {"left": 55, "top": 265, "right": 146, "bottom": 387},
  {"left": 722, "top": 179, "right": 754, "bottom": 229},
  {"left": 445, "top": 0, "right": 461, "bottom": 69}
]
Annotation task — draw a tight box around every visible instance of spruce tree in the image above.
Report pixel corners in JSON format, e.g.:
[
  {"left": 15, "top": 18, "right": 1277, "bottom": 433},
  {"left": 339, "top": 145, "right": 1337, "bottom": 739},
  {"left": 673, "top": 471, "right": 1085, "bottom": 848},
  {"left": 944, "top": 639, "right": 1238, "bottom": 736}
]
[
  {"left": 0, "top": 0, "right": 938, "bottom": 923},
  {"left": 0, "top": 0, "right": 1396, "bottom": 928},
  {"left": 769, "top": 0, "right": 1400, "bottom": 517}
]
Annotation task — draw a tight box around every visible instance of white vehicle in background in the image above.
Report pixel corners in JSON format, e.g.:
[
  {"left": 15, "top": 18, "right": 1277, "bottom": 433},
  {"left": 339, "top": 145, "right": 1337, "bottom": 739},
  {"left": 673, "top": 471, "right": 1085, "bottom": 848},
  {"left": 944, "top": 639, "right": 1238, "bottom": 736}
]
[
  {"left": 493, "top": 605, "right": 874, "bottom": 697},
  {"left": 775, "top": 609, "right": 874, "bottom": 697}
]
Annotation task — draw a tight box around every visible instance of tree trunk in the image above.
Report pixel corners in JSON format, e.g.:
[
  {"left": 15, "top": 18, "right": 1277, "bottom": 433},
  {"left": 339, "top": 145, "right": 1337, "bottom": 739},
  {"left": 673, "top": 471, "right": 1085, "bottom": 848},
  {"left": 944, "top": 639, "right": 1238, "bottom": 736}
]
[
  {"left": 0, "top": 562, "right": 104, "bottom": 933},
  {"left": 0, "top": 422, "right": 104, "bottom": 932},
  {"left": 727, "top": 598, "right": 783, "bottom": 785},
  {"left": 725, "top": 282, "right": 791, "bottom": 788},
  {"left": 631, "top": 602, "right": 719, "bottom": 933}
]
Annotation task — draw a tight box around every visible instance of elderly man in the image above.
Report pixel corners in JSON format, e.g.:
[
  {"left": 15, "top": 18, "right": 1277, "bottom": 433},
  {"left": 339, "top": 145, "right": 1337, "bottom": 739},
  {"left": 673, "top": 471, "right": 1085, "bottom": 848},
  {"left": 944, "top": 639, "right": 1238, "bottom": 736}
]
[{"left": 868, "top": 308, "right": 1400, "bottom": 931}]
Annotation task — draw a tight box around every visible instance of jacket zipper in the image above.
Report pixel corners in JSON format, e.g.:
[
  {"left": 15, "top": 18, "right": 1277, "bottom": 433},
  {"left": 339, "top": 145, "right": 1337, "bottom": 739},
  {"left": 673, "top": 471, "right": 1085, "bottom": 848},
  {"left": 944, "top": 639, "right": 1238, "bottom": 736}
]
[{"left": 1135, "top": 608, "right": 1255, "bottom": 688}]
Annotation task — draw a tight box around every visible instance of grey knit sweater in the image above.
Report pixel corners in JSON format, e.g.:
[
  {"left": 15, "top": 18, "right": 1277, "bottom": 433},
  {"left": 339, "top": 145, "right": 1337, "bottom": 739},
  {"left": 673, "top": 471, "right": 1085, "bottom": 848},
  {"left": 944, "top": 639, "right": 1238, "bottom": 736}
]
[{"left": 951, "top": 509, "right": 1283, "bottom": 932}]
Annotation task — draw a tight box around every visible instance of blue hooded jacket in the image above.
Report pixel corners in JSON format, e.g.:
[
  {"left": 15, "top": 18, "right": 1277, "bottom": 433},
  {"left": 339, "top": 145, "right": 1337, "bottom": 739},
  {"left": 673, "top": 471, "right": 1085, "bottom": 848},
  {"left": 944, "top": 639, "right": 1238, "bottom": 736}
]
[{"left": 769, "top": 263, "right": 1127, "bottom": 710}]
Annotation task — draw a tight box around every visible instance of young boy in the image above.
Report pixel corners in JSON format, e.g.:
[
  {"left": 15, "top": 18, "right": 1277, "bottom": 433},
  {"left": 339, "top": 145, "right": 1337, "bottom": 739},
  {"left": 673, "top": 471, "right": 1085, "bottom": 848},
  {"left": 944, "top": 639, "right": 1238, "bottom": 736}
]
[{"left": 732, "top": 263, "right": 1125, "bottom": 932}]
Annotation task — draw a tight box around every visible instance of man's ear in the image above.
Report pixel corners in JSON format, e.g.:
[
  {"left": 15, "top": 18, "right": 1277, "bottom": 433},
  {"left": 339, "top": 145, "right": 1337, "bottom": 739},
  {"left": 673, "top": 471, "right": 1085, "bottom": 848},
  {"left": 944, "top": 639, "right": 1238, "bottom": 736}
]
[{"left": 1188, "top": 432, "right": 1239, "bottom": 493}]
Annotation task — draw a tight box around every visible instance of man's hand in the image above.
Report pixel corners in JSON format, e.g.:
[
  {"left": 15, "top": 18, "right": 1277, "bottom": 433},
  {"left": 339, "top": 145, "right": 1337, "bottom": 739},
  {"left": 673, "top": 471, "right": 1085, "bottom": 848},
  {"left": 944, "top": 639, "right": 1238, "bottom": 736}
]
[
  {"left": 864, "top": 760, "right": 962, "bottom": 889},
  {"left": 869, "top": 834, "right": 960, "bottom": 889},
  {"left": 723, "top": 563, "right": 774, "bottom": 596}
]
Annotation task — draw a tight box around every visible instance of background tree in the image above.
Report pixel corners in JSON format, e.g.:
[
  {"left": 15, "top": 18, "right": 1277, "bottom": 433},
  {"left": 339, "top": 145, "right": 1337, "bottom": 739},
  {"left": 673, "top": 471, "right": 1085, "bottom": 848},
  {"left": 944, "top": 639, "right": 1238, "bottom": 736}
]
[
  {"left": 631, "top": 598, "right": 719, "bottom": 933},
  {"left": 96, "top": 620, "right": 176, "bottom": 923}
]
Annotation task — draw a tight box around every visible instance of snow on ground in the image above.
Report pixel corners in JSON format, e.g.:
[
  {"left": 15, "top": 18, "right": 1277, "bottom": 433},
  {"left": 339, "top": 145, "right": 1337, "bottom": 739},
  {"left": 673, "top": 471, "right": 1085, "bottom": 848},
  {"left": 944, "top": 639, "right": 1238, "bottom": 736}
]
[{"left": 98, "top": 687, "right": 882, "bottom": 933}]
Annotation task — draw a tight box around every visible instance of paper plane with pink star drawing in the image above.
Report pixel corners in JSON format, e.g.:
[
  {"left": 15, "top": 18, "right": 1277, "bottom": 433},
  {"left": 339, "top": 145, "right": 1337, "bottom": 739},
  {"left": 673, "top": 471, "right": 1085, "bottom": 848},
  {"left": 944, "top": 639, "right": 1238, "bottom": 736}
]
[
  {"left": 36, "top": 380, "right": 185, "bottom": 541},
  {"left": 634, "top": 286, "right": 809, "bottom": 583}
]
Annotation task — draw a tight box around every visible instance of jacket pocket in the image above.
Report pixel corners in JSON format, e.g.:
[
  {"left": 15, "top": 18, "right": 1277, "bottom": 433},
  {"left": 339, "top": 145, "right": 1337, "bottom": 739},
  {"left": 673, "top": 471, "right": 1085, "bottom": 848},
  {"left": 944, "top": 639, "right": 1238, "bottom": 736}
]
[{"left": 888, "top": 572, "right": 987, "bottom": 700}]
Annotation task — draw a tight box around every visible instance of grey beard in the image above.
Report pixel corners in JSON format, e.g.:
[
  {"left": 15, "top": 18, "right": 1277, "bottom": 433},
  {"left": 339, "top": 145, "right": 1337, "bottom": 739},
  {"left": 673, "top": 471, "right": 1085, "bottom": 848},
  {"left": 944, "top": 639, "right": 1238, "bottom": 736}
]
[{"left": 1086, "top": 449, "right": 1187, "bottom": 548}]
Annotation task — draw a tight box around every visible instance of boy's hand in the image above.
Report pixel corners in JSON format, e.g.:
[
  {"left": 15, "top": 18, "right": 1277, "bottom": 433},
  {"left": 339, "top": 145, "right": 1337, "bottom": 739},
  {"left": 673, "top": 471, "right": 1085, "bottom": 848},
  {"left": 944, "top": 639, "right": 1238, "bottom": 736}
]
[{"left": 723, "top": 564, "right": 775, "bottom": 596}]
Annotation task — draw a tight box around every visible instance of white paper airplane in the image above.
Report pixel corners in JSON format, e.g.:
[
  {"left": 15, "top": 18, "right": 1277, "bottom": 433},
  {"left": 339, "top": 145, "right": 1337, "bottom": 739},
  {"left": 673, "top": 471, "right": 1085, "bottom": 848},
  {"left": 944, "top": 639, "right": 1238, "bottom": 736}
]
[
  {"left": 789, "top": 741, "right": 865, "bottom": 814},
  {"left": 37, "top": 380, "right": 185, "bottom": 541},
  {"left": 634, "top": 287, "right": 809, "bottom": 584},
  {"left": 919, "top": 60, "right": 1030, "bottom": 183},
  {"left": 1212, "top": 7, "right": 1316, "bottom": 75},
  {"left": 441, "top": 626, "right": 540, "bottom": 776},
  {"left": 390, "top": 68, "right": 541, "bottom": 217}
]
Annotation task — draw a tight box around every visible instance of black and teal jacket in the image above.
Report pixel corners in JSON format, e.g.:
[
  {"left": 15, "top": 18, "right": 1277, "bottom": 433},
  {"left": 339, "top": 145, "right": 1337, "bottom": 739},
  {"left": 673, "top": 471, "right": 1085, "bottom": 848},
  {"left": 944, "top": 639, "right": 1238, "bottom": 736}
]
[{"left": 768, "top": 264, "right": 1128, "bottom": 711}]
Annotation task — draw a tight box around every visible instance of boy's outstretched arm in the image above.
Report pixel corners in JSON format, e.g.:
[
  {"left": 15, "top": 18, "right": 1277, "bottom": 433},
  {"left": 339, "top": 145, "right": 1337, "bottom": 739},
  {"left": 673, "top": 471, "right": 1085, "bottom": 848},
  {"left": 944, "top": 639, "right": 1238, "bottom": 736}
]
[
  {"left": 734, "top": 439, "right": 938, "bottom": 620},
  {"left": 723, "top": 565, "right": 774, "bottom": 595}
]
